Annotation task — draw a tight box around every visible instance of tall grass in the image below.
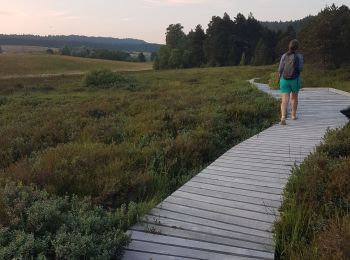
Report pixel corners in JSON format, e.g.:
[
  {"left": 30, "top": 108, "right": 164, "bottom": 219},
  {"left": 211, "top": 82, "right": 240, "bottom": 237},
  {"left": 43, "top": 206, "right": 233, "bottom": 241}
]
[{"left": 274, "top": 123, "right": 350, "bottom": 259}]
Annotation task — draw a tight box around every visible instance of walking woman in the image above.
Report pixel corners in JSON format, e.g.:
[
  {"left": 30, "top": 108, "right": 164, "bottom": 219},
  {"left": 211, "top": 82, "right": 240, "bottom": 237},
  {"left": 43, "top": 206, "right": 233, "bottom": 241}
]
[{"left": 278, "top": 39, "right": 304, "bottom": 125}]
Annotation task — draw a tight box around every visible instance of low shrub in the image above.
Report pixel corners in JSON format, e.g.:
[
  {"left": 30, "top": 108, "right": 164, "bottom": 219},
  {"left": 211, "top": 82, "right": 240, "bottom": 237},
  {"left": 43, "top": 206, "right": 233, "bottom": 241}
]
[
  {"left": 83, "top": 69, "right": 137, "bottom": 89},
  {"left": 0, "top": 182, "right": 134, "bottom": 259}
]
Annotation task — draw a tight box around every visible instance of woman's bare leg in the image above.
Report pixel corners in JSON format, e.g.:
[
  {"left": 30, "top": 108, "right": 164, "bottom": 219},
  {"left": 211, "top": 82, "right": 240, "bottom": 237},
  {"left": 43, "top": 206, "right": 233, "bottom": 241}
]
[
  {"left": 290, "top": 92, "right": 299, "bottom": 119},
  {"left": 281, "top": 93, "right": 290, "bottom": 119}
]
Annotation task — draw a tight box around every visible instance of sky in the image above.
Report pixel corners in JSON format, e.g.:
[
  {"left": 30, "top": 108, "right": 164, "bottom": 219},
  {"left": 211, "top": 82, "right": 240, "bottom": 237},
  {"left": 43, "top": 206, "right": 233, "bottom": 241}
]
[{"left": 0, "top": 0, "right": 348, "bottom": 44}]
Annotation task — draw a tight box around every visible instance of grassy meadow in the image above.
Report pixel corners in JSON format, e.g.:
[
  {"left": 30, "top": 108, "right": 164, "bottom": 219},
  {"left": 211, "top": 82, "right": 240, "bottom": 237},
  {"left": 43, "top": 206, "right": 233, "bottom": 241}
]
[
  {"left": 0, "top": 53, "right": 152, "bottom": 77},
  {"left": 0, "top": 64, "right": 279, "bottom": 258}
]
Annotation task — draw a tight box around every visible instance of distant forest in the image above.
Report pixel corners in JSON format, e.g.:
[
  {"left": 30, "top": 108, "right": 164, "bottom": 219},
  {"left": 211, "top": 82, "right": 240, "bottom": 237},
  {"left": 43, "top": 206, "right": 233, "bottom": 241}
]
[
  {"left": 155, "top": 4, "right": 350, "bottom": 70},
  {"left": 0, "top": 34, "right": 161, "bottom": 53},
  {"left": 260, "top": 16, "right": 313, "bottom": 33}
]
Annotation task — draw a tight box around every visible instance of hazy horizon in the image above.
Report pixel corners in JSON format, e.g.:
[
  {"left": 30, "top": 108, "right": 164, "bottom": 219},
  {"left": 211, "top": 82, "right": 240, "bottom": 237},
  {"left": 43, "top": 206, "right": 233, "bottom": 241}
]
[{"left": 1, "top": 0, "right": 348, "bottom": 44}]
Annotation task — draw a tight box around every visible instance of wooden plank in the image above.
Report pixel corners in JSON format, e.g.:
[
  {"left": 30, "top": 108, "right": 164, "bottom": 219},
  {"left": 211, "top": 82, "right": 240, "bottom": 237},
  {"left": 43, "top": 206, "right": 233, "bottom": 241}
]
[
  {"left": 206, "top": 165, "right": 290, "bottom": 179},
  {"left": 125, "top": 240, "right": 264, "bottom": 260},
  {"left": 164, "top": 196, "right": 276, "bottom": 222},
  {"left": 217, "top": 156, "right": 299, "bottom": 167},
  {"left": 179, "top": 185, "right": 281, "bottom": 208},
  {"left": 213, "top": 159, "right": 294, "bottom": 170},
  {"left": 197, "top": 172, "right": 284, "bottom": 189},
  {"left": 141, "top": 213, "right": 274, "bottom": 245},
  {"left": 185, "top": 180, "right": 282, "bottom": 201},
  {"left": 146, "top": 208, "right": 273, "bottom": 239},
  {"left": 202, "top": 168, "right": 289, "bottom": 183},
  {"left": 129, "top": 231, "right": 275, "bottom": 259},
  {"left": 190, "top": 176, "right": 282, "bottom": 196},
  {"left": 152, "top": 203, "right": 273, "bottom": 232},
  {"left": 131, "top": 224, "right": 274, "bottom": 252},
  {"left": 172, "top": 190, "right": 278, "bottom": 215},
  {"left": 123, "top": 250, "right": 191, "bottom": 260}
]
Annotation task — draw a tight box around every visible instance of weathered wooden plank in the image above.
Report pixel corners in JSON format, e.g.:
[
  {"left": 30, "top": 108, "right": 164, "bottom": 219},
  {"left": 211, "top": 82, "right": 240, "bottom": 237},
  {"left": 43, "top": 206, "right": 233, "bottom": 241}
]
[
  {"left": 186, "top": 180, "right": 282, "bottom": 201},
  {"left": 129, "top": 231, "right": 275, "bottom": 259},
  {"left": 172, "top": 190, "right": 278, "bottom": 214},
  {"left": 179, "top": 185, "right": 281, "bottom": 208},
  {"left": 152, "top": 203, "right": 273, "bottom": 232},
  {"left": 202, "top": 168, "right": 289, "bottom": 183},
  {"left": 164, "top": 196, "right": 276, "bottom": 222},
  {"left": 206, "top": 165, "right": 290, "bottom": 179},
  {"left": 223, "top": 150, "right": 307, "bottom": 161},
  {"left": 217, "top": 156, "right": 299, "bottom": 166},
  {"left": 214, "top": 159, "right": 294, "bottom": 170},
  {"left": 123, "top": 250, "right": 190, "bottom": 260},
  {"left": 197, "top": 172, "right": 284, "bottom": 189},
  {"left": 141, "top": 213, "right": 274, "bottom": 245},
  {"left": 146, "top": 208, "right": 273, "bottom": 239},
  {"left": 131, "top": 224, "right": 274, "bottom": 252},
  {"left": 207, "top": 163, "right": 289, "bottom": 175},
  {"left": 125, "top": 240, "right": 264, "bottom": 260},
  {"left": 190, "top": 177, "right": 282, "bottom": 196}
]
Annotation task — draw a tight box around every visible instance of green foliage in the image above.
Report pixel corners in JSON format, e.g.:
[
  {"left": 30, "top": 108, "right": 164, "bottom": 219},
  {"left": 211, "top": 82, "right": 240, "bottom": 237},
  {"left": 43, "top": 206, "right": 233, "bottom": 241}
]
[
  {"left": 169, "top": 49, "right": 183, "bottom": 68},
  {"left": 138, "top": 52, "right": 146, "bottom": 62},
  {"left": 46, "top": 48, "right": 54, "bottom": 55},
  {"left": 268, "top": 72, "right": 280, "bottom": 90},
  {"left": 0, "top": 182, "right": 131, "bottom": 259},
  {"left": 156, "top": 12, "right": 278, "bottom": 69},
  {"left": 274, "top": 123, "right": 350, "bottom": 259},
  {"left": 83, "top": 69, "right": 136, "bottom": 89},
  {"left": 60, "top": 45, "right": 71, "bottom": 56},
  {"left": 299, "top": 4, "right": 350, "bottom": 68},
  {"left": 166, "top": 24, "right": 187, "bottom": 49}
]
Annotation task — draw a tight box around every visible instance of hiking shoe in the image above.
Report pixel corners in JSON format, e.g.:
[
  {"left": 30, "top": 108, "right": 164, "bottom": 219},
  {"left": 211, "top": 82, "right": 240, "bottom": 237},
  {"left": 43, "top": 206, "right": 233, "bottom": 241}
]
[{"left": 280, "top": 118, "right": 286, "bottom": 125}]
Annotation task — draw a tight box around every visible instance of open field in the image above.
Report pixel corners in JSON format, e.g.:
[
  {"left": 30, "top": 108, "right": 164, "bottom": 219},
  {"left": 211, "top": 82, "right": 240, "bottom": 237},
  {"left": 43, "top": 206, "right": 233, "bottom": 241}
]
[
  {"left": 0, "top": 44, "right": 59, "bottom": 54},
  {"left": 0, "top": 65, "right": 279, "bottom": 258},
  {"left": 0, "top": 53, "right": 152, "bottom": 78}
]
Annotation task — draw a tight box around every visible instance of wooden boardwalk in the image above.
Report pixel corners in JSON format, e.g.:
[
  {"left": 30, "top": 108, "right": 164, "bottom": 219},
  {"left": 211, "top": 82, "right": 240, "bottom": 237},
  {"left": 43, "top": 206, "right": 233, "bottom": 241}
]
[{"left": 123, "top": 82, "right": 350, "bottom": 260}]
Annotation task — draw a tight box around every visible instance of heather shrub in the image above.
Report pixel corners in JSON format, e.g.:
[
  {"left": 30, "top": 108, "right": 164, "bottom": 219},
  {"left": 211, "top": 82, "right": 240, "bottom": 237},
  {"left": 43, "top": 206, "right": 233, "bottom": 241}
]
[
  {"left": 83, "top": 69, "right": 136, "bottom": 89},
  {"left": 0, "top": 182, "right": 133, "bottom": 259}
]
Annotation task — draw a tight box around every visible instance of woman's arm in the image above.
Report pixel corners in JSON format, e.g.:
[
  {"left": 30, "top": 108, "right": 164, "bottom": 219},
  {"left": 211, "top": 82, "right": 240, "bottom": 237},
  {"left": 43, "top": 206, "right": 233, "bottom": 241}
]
[{"left": 278, "top": 54, "right": 286, "bottom": 77}]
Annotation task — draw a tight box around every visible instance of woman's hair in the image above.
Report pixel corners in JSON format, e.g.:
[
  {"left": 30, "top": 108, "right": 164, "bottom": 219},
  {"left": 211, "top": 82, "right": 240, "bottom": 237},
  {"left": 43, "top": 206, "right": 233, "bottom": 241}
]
[{"left": 288, "top": 39, "right": 299, "bottom": 54}]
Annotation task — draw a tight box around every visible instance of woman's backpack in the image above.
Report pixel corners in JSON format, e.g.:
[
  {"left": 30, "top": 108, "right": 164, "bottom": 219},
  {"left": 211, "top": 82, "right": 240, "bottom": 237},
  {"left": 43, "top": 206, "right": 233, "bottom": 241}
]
[{"left": 283, "top": 53, "right": 299, "bottom": 80}]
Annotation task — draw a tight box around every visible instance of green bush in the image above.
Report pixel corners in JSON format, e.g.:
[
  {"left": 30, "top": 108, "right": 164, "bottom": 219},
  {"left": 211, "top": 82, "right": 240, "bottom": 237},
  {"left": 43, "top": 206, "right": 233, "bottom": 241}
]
[
  {"left": 83, "top": 69, "right": 136, "bottom": 89},
  {"left": 0, "top": 182, "right": 133, "bottom": 259}
]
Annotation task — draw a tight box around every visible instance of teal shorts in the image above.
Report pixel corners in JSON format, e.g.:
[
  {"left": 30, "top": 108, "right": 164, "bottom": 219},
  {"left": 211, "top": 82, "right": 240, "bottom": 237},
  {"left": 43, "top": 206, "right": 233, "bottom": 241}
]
[{"left": 280, "top": 77, "right": 301, "bottom": 94}]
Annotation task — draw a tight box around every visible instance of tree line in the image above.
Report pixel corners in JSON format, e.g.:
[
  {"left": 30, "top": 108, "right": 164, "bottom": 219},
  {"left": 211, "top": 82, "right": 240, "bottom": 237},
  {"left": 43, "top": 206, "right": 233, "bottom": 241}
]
[{"left": 154, "top": 4, "right": 350, "bottom": 70}]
